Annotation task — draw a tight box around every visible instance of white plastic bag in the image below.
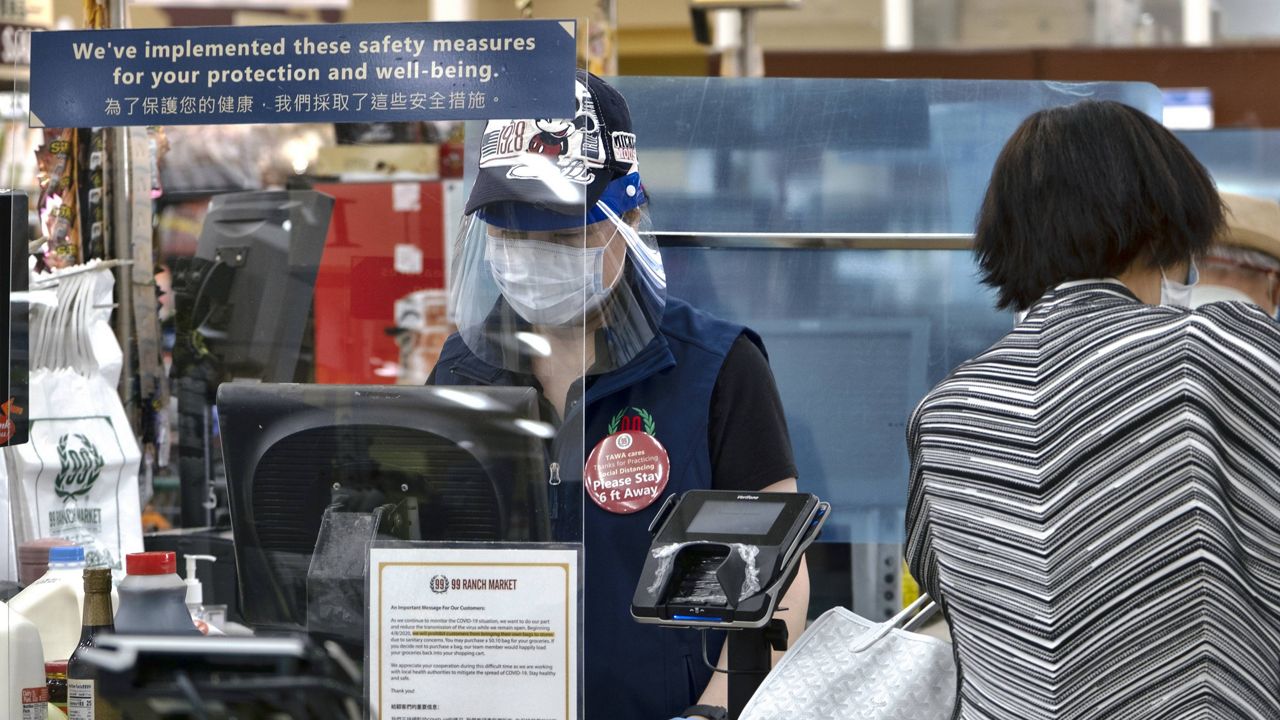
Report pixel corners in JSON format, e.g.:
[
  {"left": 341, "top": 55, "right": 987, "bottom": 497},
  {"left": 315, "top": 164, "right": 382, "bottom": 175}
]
[{"left": 9, "top": 263, "right": 142, "bottom": 572}]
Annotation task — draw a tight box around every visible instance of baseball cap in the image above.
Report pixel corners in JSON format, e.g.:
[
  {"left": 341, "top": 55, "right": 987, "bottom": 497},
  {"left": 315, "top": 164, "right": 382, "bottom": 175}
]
[
  {"left": 466, "top": 71, "right": 644, "bottom": 228},
  {"left": 1217, "top": 192, "right": 1280, "bottom": 263}
]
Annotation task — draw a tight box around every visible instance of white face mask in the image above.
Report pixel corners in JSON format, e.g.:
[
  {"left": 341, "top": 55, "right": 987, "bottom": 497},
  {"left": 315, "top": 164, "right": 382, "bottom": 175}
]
[
  {"left": 1160, "top": 260, "right": 1199, "bottom": 308},
  {"left": 486, "top": 234, "right": 617, "bottom": 326}
]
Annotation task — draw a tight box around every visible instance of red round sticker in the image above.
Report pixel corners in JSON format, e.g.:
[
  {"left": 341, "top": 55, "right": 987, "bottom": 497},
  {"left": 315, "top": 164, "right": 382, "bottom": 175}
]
[{"left": 584, "top": 431, "right": 671, "bottom": 514}]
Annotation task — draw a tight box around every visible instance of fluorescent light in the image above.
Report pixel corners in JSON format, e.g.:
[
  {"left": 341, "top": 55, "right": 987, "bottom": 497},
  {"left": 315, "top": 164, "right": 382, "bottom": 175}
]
[
  {"left": 515, "top": 331, "right": 552, "bottom": 357},
  {"left": 433, "top": 388, "right": 491, "bottom": 411},
  {"left": 514, "top": 419, "right": 556, "bottom": 439}
]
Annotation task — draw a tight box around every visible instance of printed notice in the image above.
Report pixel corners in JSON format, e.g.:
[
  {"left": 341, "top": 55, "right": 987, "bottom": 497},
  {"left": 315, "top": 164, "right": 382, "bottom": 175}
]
[
  {"left": 369, "top": 546, "right": 580, "bottom": 720},
  {"left": 29, "top": 20, "right": 576, "bottom": 128}
]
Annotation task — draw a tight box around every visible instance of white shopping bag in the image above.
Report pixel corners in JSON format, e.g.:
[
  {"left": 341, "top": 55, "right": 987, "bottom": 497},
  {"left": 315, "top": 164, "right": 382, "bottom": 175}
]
[
  {"left": 8, "top": 264, "right": 143, "bottom": 573},
  {"left": 10, "top": 368, "right": 143, "bottom": 571},
  {"left": 741, "top": 596, "right": 957, "bottom": 720}
]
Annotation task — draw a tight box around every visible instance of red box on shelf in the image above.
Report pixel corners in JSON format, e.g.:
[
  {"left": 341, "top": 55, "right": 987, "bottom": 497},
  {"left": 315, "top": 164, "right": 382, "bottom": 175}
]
[{"left": 311, "top": 181, "right": 449, "bottom": 385}]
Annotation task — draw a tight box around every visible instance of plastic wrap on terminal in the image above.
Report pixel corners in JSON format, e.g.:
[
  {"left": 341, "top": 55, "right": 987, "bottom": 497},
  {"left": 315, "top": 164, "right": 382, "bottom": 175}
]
[{"left": 645, "top": 541, "right": 764, "bottom": 608}]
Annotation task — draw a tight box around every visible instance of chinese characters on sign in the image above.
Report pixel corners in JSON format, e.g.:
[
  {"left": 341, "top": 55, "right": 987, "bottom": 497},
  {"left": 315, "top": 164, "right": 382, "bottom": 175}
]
[{"left": 30, "top": 20, "right": 577, "bottom": 127}]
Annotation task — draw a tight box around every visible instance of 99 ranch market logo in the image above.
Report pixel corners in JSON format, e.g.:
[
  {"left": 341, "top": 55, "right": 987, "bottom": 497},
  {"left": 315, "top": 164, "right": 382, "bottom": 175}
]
[
  {"left": 608, "top": 406, "right": 655, "bottom": 436},
  {"left": 54, "top": 433, "right": 105, "bottom": 502}
]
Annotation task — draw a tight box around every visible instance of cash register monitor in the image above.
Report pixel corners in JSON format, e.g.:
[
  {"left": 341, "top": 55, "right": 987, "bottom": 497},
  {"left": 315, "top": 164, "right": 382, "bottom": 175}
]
[
  {"left": 217, "top": 383, "right": 552, "bottom": 632},
  {"left": 187, "top": 190, "right": 333, "bottom": 382}
]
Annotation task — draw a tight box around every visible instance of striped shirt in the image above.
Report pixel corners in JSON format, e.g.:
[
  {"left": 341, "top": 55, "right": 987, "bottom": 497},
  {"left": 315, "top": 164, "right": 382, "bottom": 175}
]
[{"left": 906, "top": 280, "right": 1280, "bottom": 720}]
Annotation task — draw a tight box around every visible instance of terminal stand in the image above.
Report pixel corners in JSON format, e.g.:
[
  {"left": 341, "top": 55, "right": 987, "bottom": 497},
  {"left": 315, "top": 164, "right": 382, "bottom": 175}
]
[{"left": 727, "top": 618, "right": 789, "bottom": 719}]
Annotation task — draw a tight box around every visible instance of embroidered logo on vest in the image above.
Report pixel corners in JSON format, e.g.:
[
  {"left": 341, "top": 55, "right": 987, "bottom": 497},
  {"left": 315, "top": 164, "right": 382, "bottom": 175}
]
[{"left": 607, "top": 406, "right": 656, "bottom": 436}]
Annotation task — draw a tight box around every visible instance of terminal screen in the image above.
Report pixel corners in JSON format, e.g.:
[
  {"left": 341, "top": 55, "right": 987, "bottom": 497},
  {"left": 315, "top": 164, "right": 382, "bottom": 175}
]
[{"left": 686, "top": 500, "right": 785, "bottom": 536}]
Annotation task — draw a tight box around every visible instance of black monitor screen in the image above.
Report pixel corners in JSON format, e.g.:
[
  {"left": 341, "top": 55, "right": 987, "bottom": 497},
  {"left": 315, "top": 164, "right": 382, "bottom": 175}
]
[
  {"left": 687, "top": 500, "right": 786, "bottom": 536},
  {"left": 190, "top": 190, "right": 333, "bottom": 383},
  {"left": 217, "top": 383, "right": 550, "bottom": 633}
]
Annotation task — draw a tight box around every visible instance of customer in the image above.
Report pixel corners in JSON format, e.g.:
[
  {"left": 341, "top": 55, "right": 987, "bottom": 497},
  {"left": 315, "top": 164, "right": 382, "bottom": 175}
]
[
  {"left": 1189, "top": 191, "right": 1280, "bottom": 316},
  {"left": 906, "top": 100, "right": 1280, "bottom": 719}
]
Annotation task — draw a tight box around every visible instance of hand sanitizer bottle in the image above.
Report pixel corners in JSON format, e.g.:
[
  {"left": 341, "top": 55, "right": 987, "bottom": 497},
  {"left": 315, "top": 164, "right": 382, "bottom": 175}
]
[{"left": 183, "top": 554, "right": 218, "bottom": 632}]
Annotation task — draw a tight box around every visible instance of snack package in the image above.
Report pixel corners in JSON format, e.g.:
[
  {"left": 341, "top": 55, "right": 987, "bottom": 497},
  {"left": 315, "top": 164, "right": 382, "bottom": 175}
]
[{"left": 35, "top": 128, "right": 79, "bottom": 268}]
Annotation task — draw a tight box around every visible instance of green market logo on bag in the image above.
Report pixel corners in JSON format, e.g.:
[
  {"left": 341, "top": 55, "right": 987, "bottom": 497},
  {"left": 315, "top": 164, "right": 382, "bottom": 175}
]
[
  {"left": 607, "top": 406, "right": 656, "bottom": 436},
  {"left": 54, "top": 432, "right": 105, "bottom": 502}
]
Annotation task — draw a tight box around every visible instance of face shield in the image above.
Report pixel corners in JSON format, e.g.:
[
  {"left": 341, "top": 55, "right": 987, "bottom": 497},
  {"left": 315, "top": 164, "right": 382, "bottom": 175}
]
[{"left": 450, "top": 179, "right": 666, "bottom": 376}]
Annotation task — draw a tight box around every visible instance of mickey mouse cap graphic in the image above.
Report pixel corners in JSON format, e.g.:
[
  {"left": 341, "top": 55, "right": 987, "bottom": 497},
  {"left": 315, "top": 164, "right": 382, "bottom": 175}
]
[{"left": 467, "top": 70, "right": 639, "bottom": 219}]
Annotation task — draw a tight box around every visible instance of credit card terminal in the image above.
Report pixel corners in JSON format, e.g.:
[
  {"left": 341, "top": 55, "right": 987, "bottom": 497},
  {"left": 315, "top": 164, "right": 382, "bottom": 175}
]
[{"left": 631, "top": 490, "right": 827, "bottom": 629}]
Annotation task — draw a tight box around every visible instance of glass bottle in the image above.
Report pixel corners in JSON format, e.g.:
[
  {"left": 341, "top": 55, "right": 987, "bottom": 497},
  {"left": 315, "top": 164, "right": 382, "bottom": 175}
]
[
  {"left": 66, "top": 568, "right": 120, "bottom": 720},
  {"left": 45, "top": 660, "right": 68, "bottom": 714}
]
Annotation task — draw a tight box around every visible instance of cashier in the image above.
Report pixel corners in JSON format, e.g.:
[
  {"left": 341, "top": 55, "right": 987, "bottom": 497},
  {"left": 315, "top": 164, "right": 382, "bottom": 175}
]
[{"left": 427, "top": 71, "right": 807, "bottom": 720}]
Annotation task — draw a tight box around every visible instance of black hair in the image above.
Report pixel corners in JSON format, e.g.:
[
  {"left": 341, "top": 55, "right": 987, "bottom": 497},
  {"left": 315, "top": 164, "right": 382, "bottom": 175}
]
[{"left": 974, "top": 100, "right": 1224, "bottom": 311}]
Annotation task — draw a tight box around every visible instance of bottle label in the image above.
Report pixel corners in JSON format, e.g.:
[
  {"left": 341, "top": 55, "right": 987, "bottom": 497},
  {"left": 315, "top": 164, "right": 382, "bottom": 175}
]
[
  {"left": 22, "top": 686, "right": 49, "bottom": 719},
  {"left": 67, "top": 678, "right": 94, "bottom": 719}
]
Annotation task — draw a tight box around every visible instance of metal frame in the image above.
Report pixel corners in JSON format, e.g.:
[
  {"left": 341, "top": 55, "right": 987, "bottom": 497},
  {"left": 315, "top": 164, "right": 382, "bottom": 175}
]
[{"left": 652, "top": 231, "right": 974, "bottom": 250}]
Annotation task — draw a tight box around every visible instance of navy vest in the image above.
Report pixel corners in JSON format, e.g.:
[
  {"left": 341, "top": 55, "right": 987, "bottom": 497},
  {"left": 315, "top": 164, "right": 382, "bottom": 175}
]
[{"left": 432, "top": 296, "right": 758, "bottom": 719}]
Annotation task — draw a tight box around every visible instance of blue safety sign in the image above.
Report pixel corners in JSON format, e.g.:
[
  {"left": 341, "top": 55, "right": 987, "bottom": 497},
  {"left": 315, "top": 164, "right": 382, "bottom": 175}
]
[{"left": 29, "top": 20, "right": 577, "bottom": 127}]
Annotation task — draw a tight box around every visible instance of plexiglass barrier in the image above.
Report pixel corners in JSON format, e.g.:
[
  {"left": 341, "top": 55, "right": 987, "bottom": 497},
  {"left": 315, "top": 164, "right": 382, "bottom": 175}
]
[
  {"left": 2, "top": 26, "right": 33, "bottom": 717},
  {"left": 597, "top": 77, "right": 1163, "bottom": 619},
  {"left": 612, "top": 77, "right": 1163, "bottom": 235},
  {"left": 5, "top": 18, "right": 590, "bottom": 719},
  {"left": 663, "top": 247, "right": 1002, "bottom": 543},
  {"left": 1178, "top": 129, "right": 1280, "bottom": 201}
]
